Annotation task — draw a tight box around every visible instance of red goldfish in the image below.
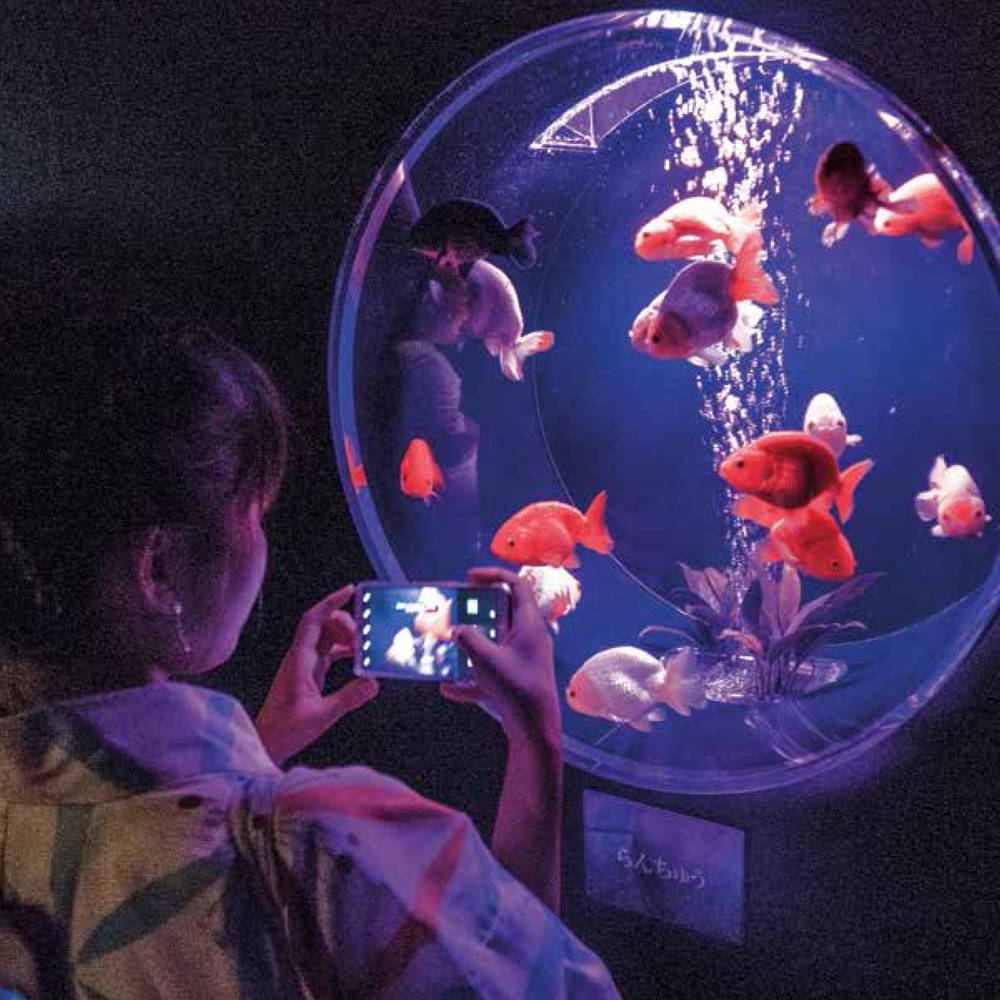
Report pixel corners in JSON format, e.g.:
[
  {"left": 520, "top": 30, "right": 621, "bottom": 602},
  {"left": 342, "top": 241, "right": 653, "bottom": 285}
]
[
  {"left": 634, "top": 197, "right": 762, "bottom": 260},
  {"left": 490, "top": 492, "right": 613, "bottom": 569},
  {"left": 734, "top": 494, "right": 856, "bottom": 581},
  {"left": 807, "top": 141, "right": 892, "bottom": 246},
  {"left": 873, "top": 173, "right": 974, "bottom": 264},
  {"left": 399, "top": 438, "right": 444, "bottom": 504},
  {"left": 344, "top": 434, "right": 367, "bottom": 490},
  {"left": 719, "top": 431, "right": 872, "bottom": 523}
]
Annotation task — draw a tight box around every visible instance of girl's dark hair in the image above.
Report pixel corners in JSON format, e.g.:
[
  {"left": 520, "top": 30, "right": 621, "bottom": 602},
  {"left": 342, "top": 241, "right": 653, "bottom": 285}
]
[{"left": 0, "top": 311, "right": 287, "bottom": 669}]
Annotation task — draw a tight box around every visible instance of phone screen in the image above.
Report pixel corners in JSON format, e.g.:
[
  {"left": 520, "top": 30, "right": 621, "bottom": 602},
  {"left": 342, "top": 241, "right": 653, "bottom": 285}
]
[{"left": 354, "top": 582, "right": 510, "bottom": 682}]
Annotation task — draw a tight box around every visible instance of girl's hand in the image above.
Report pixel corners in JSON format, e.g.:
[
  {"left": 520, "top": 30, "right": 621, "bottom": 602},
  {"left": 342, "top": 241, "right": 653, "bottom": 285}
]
[
  {"left": 440, "top": 566, "right": 559, "bottom": 746},
  {"left": 255, "top": 584, "right": 379, "bottom": 767}
]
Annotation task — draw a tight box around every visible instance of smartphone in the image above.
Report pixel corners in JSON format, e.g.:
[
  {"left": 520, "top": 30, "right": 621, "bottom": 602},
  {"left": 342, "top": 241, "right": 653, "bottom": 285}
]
[{"left": 353, "top": 581, "right": 512, "bottom": 683}]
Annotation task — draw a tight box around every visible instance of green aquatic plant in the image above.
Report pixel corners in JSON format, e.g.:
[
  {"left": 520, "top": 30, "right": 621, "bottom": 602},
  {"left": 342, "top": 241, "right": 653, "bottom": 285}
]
[{"left": 641, "top": 560, "right": 883, "bottom": 699}]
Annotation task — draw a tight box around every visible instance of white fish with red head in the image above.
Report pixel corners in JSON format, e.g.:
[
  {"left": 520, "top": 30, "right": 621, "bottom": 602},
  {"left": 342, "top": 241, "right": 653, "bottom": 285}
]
[
  {"left": 566, "top": 646, "right": 707, "bottom": 731},
  {"left": 803, "top": 392, "right": 863, "bottom": 460},
  {"left": 915, "top": 455, "right": 991, "bottom": 538},
  {"left": 385, "top": 627, "right": 417, "bottom": 667},
  {"left": 518, "top": 565, "right": 581, "bottom": 633}
]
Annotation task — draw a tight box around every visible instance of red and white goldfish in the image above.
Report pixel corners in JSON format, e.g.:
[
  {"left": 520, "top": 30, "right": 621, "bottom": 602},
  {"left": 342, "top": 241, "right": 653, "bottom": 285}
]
[
  {"left": 566, "top": 645, "right": 707, "bottom": 730},
  {"left": 802, "top": 392, "right": 862, "bottom": 460},
  {"left": 719, "top": 431, "right": 873, "bottom": 523},
  {"left": 914, "top": 455, "right": 991, "bottom": 538},
  {"left": 734, "top": 494, "right": 856, "bottom": 581},
  {"left": 634, "top": 197, "right": 762, "bottom": 260},
  {"left": 409, "top": 198, "right": 540, "bottom": 277},
  {"left": 873, "top": 173, "right": 974, "bottom": 264},
  {"left": 518, "top": 565, "right": 581, "bottom": 633},
  {"left": 629, "top": 231, "right": 776, "bottom": 367},
  {"left": 344, "top": 433, "right": 367, "bottom": 490},
  {"left": 412, "top": 586, "right": 454, "bottom": 641},
  {"left": 807, "top": 141, "right": 892, "bottom": 246},
  {"left": 399, "top": 438, "right": 444, "bottom": 504},
  {"left": 490, "top": 492, "right": 613, "bottom": 569}
]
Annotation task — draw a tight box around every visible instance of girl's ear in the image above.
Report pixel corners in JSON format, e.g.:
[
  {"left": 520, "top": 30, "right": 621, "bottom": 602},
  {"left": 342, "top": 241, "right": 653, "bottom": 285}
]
[{"left": 135, "top": 527, "right": 182, "bottom": 615}]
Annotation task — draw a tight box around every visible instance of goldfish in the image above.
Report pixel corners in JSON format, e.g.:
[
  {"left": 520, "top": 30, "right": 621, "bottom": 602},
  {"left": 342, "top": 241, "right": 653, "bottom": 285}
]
[
  {"left": 634, "top": 197, "right": 762, "bottom": 260},
  {"left": 344, "top": 433, "right": 367, "bottom": 489},
  {"left": 719, "top": 431, "right": 873, "bottom": 523},
  {"left": 399, "top": 438, "right": 444, "bottom": 504},
  {"left": 914, "top": 455, "right": 991, "bottom": 538},
  {"left": 807, "top": 141, "right": 893, "bottom": 246},
  {"left": 409, "top": 199, "right": 540, "bottom": 277},
  {"left": 412, "top": 587, "right": 454, "bottom": 641},
  {"left": 518, "top": 565, "right": 581, "bottom": 633},
  {"left": 628, "top": 230, "right": 777, "bottom": 367},
  {"left": 802, "top": 392, "right": 862, "bottom": 460},
  {"left": 734, "top": 494, "right": 856, "bottom": 581},
  {"left": 873, "top": 173, "right": 974, "bottom": 264},
  {"left": 386, "top": 627, "right": 417, "bottom": 667},
  {"left": 490, "top": 491, "right": 613, "bottom": 569},
  {"left": 566, "top": 645, "right": 707, "bottom": 731}
]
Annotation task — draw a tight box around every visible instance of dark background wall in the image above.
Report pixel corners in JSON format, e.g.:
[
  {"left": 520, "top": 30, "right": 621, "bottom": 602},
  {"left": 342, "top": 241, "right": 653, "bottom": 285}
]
[{"left": 1, "top": 1, "right": 997, "bottom": 997}]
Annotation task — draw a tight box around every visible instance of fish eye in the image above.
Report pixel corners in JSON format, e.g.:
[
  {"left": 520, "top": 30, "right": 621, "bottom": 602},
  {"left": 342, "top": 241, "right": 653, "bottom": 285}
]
[
  {"left": 807, "top": 422, "right": 816, "bottom": 432},
  {"left": 508, "top": 539, "right": 515, "bottom": 547},
  {"left": 943, "top": 513, "right": 952, "bottom": 522},
  {"left": 736, "top": 459, "right": 744, "bottom": 468},
  {"left": 831, "top": 560, "right": 840, "bottom": 568},
  {"left": 836, "top": 419, "right": 845, "bottom": 427},
  {"left": 976, "top": 510, "right": 984, "bottom": 519},
  {"left": 651, "top": 334, "right": 660, "bottom": 343}
]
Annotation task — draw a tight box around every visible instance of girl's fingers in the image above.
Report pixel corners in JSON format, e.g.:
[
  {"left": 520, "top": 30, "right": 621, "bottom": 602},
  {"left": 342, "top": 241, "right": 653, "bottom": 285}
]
[
  {"left": 294, "top": 585, "right": 355, "bottom": 649},
  {"left": 466, "top": 565, "right": 537, "bottom": 622},
  {"left": 322, "top": 677, "right": 379, "bottom": 722},
  {"left": 439, "top": 681, "right": 485, "bottom": 704}
]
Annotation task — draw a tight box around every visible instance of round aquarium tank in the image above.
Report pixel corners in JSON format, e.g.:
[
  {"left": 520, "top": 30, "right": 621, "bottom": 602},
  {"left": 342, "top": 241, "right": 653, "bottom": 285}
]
[{"left": 328, "top": 10, "right": 1000, "bottom": 793}]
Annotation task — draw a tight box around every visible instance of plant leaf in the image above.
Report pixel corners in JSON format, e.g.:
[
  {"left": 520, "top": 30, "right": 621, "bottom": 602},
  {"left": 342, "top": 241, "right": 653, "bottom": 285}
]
[
  {"left": 677, "top": 562, "right": 722, "bottom": 613},
  {"left": 769, "top": 620, "right": 866, "bottom": 664},
  {"left": 741, "top": 579, "right": 763, "bottom": 636},
  {"left": 703, "top": 567, "right": 728, "bottom": 610},
  {"left": 719, "top": 628, "right": 765, "bottom": 659},
  {"left": 776, "top": 564, "right": 801, "bottom": 633},
  {"left": 789, "top": 573, "right": 883, "bottom": 634},
  {"left": 667, "top": 586, "right": 714, "bottom": 616}
]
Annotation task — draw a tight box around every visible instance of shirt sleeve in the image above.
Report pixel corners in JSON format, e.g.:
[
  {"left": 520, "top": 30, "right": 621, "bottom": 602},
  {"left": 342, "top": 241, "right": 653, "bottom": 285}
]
[{"left": 270, "top": 764, "right": 621, "bottom": 1000}]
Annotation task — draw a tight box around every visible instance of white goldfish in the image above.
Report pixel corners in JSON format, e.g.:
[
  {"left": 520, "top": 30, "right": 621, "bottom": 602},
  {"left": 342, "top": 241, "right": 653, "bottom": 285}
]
[
  {"left": 915, "top": 455, "right": 991, "bottom": 538},
  {"left": 634, "top": 197, "right": 762, "bottom": 260},
  {"left": 566, "top": 646, "right": 707, "bottom": 731},
  {"left": 385, "top": 627, "right": 417, "bottom": 667},
  {"left": 412, "top": 587, "right": 453, "bottom": 642},
  {"left": 518, "top": 565, "right": 581, "bottom": 633},
  {"left": 802, "top": 392, "right": 862, "bottom": 460}
]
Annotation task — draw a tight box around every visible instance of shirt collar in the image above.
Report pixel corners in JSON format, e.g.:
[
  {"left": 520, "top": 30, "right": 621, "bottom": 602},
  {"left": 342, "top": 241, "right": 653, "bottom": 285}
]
[{"left": 0, "top": 681, "right": 279, "bottom": 804}]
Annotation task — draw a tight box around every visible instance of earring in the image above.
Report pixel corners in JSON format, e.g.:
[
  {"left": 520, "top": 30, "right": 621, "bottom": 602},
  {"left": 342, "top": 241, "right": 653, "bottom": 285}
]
[{"left": 172, "top": 601, "right": 192, "bottom": 656}]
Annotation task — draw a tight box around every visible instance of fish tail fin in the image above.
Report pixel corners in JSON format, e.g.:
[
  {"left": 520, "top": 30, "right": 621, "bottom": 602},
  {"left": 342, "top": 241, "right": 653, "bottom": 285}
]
[
  {"left": 499, "top": 330, "right": 554, "bottom": 381},
  {"left": 914, "top": 489, "right": 939, "bottom": 522},
  {"left": 581, "top": 490, "right": 613, "bottom": 554},
  {"left": 507, "top": 217, "right": 540, "bottom": 268},
  {"left": 835, "top": 458, "right": 874, "bottom": 523},
  {"left": 733, "top": 494, "right": 784, "bottom": 528},
  {"left": 822, "top": 220, "right": 850, "bottom": 247},
  {"left": 729, "top": 230, "right": 779, "bottom": 304},
  {"left": 725, "top": 301, "right": 763, "bottom": 353},
  {"left": 655, "top": 648, "right": 706, "bottom": 717},
  {"left": 725, "top": 202, "right": 763, "bottom": 253},
  {"left": 958, "top": 233, "right": 974, "bottom": 265}
]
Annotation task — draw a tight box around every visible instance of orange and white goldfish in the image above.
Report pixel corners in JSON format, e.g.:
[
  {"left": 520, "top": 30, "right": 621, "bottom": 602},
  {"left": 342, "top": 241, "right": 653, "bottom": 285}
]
[
  {"left": 490, "top": 491, "right": 613, "bottom": 569},
  {"left": 873, "top": 173, "right": 974, "bottom": 264},
  {"left": 566, "top": 645, "right": 707, "bottom": 730},
  {"left": 400, "top": 438, "right": 444, "bottom": 504},
  {"left": 385, "top": 627, "right": 417, "bottom": 666},
  {"left": 344, "top": 433, "right": 367, "bottom": 489},
  {"left": 518, "top": 565, "right": 581, "bottom": 633},
  {"left": 629, "top": 230, "right": 776, "bottom": 367},
  {"left": 734, "top": 494, "right": 857, "bottom": 581},
  {"left": 719, "top": 431, "right": 873, "bottom": 523},
  {"left": 807, "top": 141, "right": 893, "bottom": 246},
  {"left": 914, "top": 455, "right": 991, "bottom": 538},
  {"left": 412, "top": 586, "right": 454, "bottom": 641},
  {"left": 802, "top": 392, "right": 862, "bottom": 460},
  {"left": 634, "top": 197, "right": 762, "bottom": 260}
]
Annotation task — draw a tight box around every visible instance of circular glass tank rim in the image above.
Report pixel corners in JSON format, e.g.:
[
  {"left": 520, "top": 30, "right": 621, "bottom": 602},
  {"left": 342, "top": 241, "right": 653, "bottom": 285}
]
[{"left": 328, "top": 9, "right": 1000, "bottom": 794}]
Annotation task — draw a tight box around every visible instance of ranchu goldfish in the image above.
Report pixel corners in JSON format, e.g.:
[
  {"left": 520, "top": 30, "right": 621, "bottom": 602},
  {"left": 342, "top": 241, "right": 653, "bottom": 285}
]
[
  {"left": 518, "top": 565, "right": 581, "bottom": 633},
  {"left": 399, "top": 438, "right": 444, "bottom": 504},
  {"left": 915, "top": 455, "right": 991, "bottom": 538},
  {"left": 629, "top": 230, "right": 777, "bottom": 367},
  {"left": 412, "top": 587, "right": 454, "bottom": 641},
  {"left": 566, "top": 646, "right": 707, "bottom": 731},
  {"left": 491, "top": 492, "right": 613, "bottom": 569},
  {"left": 807, "top": 141, "right": 892, "bottom": 247},
  {"left": 634, "top": 197, "right": 762, "bottom": 260},
  {"left": 719, "top": 431, "right": 873, "bottom": 523},
  {"left": 873, "top": 173, "right": 974, "bottom": 265},
  {"left": 802, "top": 392, "right": 862, "bottom": 460},
  {"left": 409, "top": 198, "right": 539, "bottom": 277},
  {"left": 734, "top": 494, "right": 856, "bottom": 581}
]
